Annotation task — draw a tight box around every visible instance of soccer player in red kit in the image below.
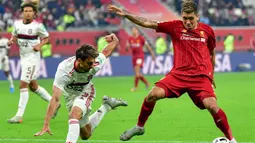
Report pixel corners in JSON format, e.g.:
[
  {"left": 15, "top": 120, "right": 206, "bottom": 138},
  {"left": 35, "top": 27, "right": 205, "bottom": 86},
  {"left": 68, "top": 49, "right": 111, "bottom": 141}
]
[
  {"left": 127, "top": 26, "right": 155, "bottom": 92},
  {"left": 108, "top": 0, "right": 237, "bottom": 142}
]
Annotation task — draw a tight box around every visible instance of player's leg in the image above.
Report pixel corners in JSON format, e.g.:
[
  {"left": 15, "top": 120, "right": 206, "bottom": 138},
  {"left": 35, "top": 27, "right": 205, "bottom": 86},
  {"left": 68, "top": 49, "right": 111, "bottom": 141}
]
[
  {"left": 131, "top": 58, "right": 143, "bottom": 92},
  {"left": 120, "top": 74, "right": 184, "bottom": 141},
  {"left": 7, "top": 80, "right": 29, "bottom": 123},
  {"left": 29, "top": 80, "right": 51, "bottom": 102},
  {"left": 137, "top": 58, "right": 149, "bottom": 89},
  {"left": 120, "top": 86, "right": 166, "bottom": 141},
  {"left": 203, "top": 97, "right": 236, "bottom": 143},
  {"left": 139, "top": 73, "right": 149, "bottom": 90},
  {"left": 66, "top": 106, "right": 83, "bottom": 143},
  {"left": 187, "top": 77, "right": 236, "bottom": 142},
  {"left": 2, "top": 56, "right": 14, "bottom": 93},
  {"left": 80, "top": 95, "right": 128, "bottom": 140}
]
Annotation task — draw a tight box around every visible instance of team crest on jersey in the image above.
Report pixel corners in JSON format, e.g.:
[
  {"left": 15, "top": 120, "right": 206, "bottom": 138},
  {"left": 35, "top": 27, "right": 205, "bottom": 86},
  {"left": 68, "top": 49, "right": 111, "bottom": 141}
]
[
  {"left": 200, "top": 31, "right": 205, "bottom": 37},
  {"left": 182, "top": 29, "right": 187, "bottom": 33},
  {"left": 137, "top": 39, "right": 140, "bottom": 43}
]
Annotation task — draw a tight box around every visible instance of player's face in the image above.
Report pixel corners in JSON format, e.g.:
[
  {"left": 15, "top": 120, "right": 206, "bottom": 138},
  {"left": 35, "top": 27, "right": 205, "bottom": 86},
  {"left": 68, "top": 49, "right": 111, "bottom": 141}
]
[
  {"left": 132, "top": 27, "right": 139, "bottom": 36},
  {"left": 78, "top": 57, "right": 96, "bottom": 72},
  {"left": 22, "top": 7, "right": 35, "bottom": 22},
  {"left": 181, "top": 12, "right": 199, "bottom": 30}
]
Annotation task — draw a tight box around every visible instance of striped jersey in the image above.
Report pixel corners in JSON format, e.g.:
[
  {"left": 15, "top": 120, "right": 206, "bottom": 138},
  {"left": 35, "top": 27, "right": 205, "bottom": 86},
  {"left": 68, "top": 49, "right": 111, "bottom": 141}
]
[
  {"left": 12, "top": 20, "right": 49, "bottom": 63},
  {"left": 53, "top": 53, "right": 106, "bottom": 106}
]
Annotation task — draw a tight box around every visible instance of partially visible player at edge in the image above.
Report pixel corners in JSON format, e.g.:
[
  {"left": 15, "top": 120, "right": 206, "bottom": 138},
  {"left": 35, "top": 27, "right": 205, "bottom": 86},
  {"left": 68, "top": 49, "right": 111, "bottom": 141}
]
[
  {"left": 0, "top": 34, "right": 15, "bottom": 93},
  {"left": 34, "top": 34, "right": 128, "bottom": 143},
  {"left": 127, "top": 26, "right": 155, "bottom": 92},
  {"left": 7, "top": 2, "right": 56, "bottom": 123},
  {"left": 108, "top": 0, "right": 237, "bottom": 142}
]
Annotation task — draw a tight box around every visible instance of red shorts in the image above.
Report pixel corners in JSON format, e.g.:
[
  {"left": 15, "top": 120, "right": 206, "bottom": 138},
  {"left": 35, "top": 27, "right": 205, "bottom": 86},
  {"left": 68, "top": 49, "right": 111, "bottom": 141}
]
[
  {"left": 155, "top": 73, "right": 216, "bottom": 109},
  {"left": 132, "top": 57, "right": 144, "bottom": 68}
]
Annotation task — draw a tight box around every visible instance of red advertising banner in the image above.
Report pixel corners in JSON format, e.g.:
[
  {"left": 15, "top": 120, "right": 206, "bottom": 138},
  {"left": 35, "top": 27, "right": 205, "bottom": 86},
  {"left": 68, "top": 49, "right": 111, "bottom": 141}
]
[
  {"left": 3, "top": 27, "right": 255, "bottom": 57},
  {"left": 214, "top": 27, "right": 255, "bottom": 51}
]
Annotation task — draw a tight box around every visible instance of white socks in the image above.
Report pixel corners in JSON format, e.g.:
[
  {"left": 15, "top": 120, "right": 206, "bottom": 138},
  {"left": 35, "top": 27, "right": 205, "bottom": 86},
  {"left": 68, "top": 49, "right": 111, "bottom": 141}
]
[
  {"left": 7, "top": 74, "right": 14, "bottom": 88},
  {"left": 34, "top": 86, "right": 51, "bottom": 102},
  {"left": 16, "top": 88, "right": 29, "bottom": 117},
  {"left": 66, "top": 119, "right": 80, "bottom": 143},
  {"left": 88, "top": 104, "right": 111, "bottom": 132}
]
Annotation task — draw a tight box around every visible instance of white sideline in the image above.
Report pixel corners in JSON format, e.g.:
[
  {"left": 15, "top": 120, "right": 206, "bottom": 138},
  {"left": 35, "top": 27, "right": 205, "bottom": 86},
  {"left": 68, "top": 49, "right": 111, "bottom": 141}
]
[{"left": 0, "top": 139, "right": 254, "bottom": 143}]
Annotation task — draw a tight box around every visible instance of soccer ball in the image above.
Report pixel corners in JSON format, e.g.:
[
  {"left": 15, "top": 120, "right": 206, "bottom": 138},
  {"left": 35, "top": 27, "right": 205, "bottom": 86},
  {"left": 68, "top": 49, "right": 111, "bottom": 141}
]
[{"left": 212, "top": 137, "right": 230, "bottom": 143}]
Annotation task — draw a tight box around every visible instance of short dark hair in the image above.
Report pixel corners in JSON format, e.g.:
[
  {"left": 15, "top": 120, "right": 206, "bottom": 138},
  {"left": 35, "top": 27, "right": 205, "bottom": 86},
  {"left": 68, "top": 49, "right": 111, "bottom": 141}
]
[
  {"left": 76, "top": 44, "right": 99, "bottom": 61},
  {"left": 181, "top": 0, "right": 198, "bottom": 14},
  {"left": 21, "top": 3, "right": 38, "bottom": 13}
]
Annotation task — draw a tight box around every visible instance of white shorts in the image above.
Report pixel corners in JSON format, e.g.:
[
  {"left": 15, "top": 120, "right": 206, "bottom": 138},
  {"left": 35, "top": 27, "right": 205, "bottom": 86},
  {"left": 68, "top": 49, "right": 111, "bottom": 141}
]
[
  {"left": 0, "top": 56, "right": 10, "bottom": 71},
  {"left": 20, "top": 63, "right": 40, "bottom": 83},
  {"left": 67, "top": 84, "right": 96, "bottom": 127}
]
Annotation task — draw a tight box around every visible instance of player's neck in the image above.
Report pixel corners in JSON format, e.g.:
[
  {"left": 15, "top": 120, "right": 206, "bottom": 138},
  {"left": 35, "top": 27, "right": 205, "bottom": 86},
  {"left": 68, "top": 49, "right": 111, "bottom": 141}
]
[
  {"left": 132, "top": 34, "right": 139, "bottom": 38},
  {"left": 23, "top": 19, "right": 33, "bottom": 24}
]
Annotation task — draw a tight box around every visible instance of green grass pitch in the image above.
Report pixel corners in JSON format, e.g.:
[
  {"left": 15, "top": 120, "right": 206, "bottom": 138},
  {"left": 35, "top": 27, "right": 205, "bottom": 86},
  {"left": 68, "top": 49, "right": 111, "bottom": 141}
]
[{"left": 0, "top": 72, "right": 254, "bottom": 143}]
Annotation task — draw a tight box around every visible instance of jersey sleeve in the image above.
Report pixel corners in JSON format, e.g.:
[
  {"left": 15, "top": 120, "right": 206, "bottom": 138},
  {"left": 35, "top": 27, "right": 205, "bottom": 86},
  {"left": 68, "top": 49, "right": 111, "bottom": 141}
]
[
  {"left": 53, "top": 65, "right": 70, "bottom": 91},
  {"left": 156, "top": 21, "right": 175, "bottom": 35},
  {"left": 91, "top": 53, "right": 106, "bottom": 74},
  {"left": 38, "top": 23, "right": 49, "bottom": 38}
]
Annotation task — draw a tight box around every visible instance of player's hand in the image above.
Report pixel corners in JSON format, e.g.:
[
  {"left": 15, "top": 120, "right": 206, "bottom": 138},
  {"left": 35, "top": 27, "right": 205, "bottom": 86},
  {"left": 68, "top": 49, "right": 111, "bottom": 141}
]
[
  {"left": 7, "top": 40, "right": 14, "bottom": 46},
  {"left": 34, "top": 125, "right": 53, "bottom": 136},
  {"left": 212, "top": 80, "right": 216, "bottom": 89},
  {"left": 152, "top": 55, "right": 156, "bottom": 61},
  {"left": 33, "top": 44, "right": 41, "bottom": 52},
  {"left": 108, "top": 5, "right": 126, "bottom": 17},
  {"left": 104, "top": 33, "right": 119, "bottom": 43}
]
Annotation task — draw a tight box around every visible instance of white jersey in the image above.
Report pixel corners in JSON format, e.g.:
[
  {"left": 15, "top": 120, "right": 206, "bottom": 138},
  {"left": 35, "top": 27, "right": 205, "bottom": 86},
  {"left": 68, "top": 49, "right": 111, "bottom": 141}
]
[
  {"left": 53, "top": 53, "right": 106, "bottom": 109},
  {"left": 12, "top": 20, "right": 49, "bottom": 64},
  {"left": 0, "top": 38, "right": 9, "bottom": 58}
]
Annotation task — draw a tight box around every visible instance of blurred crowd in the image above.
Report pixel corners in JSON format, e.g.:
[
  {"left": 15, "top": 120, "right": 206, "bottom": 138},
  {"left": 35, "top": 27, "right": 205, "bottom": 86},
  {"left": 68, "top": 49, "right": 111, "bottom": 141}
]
[
  {"left": 1, "top": 0, "right": 255, "bottom": 32},
  {"left": 162, "top": 0, "right": 255, "bottom": 26},
  {"left": 0, "top": 0, "right": 120, "bottom": 31}
]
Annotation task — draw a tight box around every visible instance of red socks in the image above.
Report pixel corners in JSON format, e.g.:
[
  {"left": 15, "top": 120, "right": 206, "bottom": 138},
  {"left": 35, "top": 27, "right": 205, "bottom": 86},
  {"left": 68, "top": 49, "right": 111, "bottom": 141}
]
[
  {"left": 212, "top": 109, "right": 233, "bottom": 140},
  {"left": 137, "top": 98, "right": 156, "bottom": 127}
]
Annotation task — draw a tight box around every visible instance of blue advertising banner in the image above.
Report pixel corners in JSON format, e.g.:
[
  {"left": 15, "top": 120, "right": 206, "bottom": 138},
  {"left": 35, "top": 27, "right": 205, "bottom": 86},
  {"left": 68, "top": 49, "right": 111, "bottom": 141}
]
[{"left": 0, "top": 52, "right": 254, "bottom": 80}]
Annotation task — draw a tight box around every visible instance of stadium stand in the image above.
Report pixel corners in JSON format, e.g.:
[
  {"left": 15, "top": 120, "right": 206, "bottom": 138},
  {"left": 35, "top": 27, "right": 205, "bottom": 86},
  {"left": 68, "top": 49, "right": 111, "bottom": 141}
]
[{"left": 1, "top": 0, "right": 255, "bottom": 56}]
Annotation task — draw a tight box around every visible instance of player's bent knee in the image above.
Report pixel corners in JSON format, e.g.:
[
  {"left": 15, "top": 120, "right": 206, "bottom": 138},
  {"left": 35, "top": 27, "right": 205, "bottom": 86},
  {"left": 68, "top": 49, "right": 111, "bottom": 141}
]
[
  {"left": 147, "top": 87, "right": 165, "bottom": 102},
  {"left": 80, "top": 124, "right": 92, "bottom": 140},
  {"left": 203, "top": 97, "right": 219, "bottom": 114},
  {"left": 29, "top": 82, "right": 38, "bottom": 92},
  {"left": 68, "top": 108, "right": 83, "bottom": 120}
]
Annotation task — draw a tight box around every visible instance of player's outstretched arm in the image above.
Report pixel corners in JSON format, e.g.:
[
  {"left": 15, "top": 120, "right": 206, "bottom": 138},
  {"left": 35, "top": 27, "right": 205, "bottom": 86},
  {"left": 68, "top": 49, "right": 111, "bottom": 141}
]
[
  {"left": 108, "top": 5, "right": 158, "bottom": 29},
  {"left": 34, "top": 85, "right": 62, "bottom": 136},
  {"left": 102, "top": 33, "right": 119, "bottom": 58}
]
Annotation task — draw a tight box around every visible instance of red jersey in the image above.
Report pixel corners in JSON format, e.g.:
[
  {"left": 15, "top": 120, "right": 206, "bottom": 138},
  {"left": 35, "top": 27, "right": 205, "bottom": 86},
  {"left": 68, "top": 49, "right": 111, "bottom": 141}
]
[
  {"left": 156, "top": 20, "right": 216, "bottom": 80},
  {"left": 128, "top": 35, "right": 145, "bottom": 58}
]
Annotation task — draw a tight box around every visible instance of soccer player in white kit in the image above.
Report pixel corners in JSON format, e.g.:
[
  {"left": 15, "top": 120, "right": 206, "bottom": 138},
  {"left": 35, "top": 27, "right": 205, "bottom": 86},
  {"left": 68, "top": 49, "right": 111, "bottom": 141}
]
[
  {"left": 34, "top": 33, "right": 128, "bottom": 143},
  {"left": 7, "top": 2, "right": 53, "bottom": 123},
  {"left": 0, "top": 34, "right": 15, "bottom": 93}
]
